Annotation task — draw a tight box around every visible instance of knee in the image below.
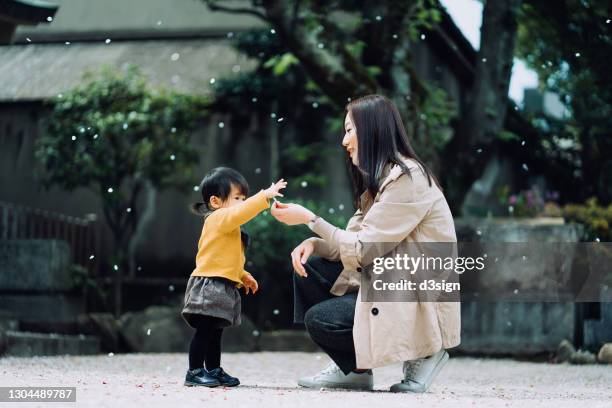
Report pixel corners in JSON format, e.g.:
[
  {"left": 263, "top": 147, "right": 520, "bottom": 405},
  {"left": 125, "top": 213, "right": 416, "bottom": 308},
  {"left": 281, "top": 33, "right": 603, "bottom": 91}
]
[
  {"left": 303, "top": 308, "right": 316, "bottom": 333},
  {"left": 303, "top": 305, "right": 325, "bottom": 334}
]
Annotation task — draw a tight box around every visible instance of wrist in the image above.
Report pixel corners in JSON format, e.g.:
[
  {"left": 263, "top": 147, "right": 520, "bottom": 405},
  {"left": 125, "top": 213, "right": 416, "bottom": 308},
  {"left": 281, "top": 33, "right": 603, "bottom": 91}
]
[{"left": 306, "top": 213, "right": 320, "bottom": 227}]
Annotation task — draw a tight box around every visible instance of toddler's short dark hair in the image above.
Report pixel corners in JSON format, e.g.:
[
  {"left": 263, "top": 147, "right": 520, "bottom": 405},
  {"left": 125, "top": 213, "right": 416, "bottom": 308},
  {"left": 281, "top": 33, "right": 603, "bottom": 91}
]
[{"left": 191, "top": 167, "right": 249, "bottom": 215}]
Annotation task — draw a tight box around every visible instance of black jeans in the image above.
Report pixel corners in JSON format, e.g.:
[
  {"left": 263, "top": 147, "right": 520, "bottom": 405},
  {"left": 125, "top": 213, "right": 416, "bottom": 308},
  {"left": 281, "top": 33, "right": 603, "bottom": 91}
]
[
  {"left": 188, "top": 314, "right": 224, "bottom": 371},
  {"left": 293, "top": 256, "right": 358, "bottom": 375}
]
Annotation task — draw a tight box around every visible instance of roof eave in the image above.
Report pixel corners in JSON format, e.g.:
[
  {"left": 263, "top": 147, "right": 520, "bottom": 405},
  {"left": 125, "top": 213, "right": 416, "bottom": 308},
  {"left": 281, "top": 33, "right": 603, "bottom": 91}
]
[{"left": 0, "top": 0, "right": 59, "bottom": 25}]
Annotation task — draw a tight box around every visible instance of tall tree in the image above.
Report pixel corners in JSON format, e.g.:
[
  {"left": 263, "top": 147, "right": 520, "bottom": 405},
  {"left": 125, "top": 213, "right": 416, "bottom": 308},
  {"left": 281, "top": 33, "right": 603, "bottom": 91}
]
[
  {"left": 204, "top": 0, "right": 454, "bottom": 166},
  {"left": 516, "top": 0, "right": 612, "bottom": 204},
  {"left": 203, "top": 0, "right": 523, "bottom": 212},
  {"left": 443, "top": 0, "right": 522, "bottom": 206}
]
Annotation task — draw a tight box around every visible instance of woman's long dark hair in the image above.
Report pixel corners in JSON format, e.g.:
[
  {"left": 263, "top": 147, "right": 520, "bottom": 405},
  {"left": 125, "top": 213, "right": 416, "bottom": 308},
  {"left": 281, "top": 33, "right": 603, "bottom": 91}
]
[{"left": 345, "top": 94, "right": 440, "bottom": 210}]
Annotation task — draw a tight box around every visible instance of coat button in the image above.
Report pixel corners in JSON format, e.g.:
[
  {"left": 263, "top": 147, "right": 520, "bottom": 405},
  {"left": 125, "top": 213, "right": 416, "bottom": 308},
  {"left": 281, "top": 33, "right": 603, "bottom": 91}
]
[
  {"left": 357, "top": 267, "right": 362, "bottom": 272},
  {"left": 371, "top": 307, "right": 379, "bottom": 316}
]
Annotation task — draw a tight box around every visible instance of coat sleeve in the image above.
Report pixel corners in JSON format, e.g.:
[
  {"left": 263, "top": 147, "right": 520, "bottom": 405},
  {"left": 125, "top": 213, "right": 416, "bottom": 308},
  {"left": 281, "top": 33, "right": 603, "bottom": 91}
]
[
  {"left": 309, "top": 175, "right": 437, "bottom": 271},
  {"left": 207, "top": 190, "right": 270, "bottom": 234},
  {"left": 307, "top": 209, "right": 363, "bottom": 261}
]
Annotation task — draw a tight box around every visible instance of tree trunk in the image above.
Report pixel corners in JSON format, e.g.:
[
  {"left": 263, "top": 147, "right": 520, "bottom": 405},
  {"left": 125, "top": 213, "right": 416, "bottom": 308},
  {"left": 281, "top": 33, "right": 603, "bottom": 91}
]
[
  {"left": 127, "top": 180, "right": 157, "bottom": 279},
  {"left": 113, "top": 262, "right": 122, "bottom": 317},
  {"left": 443, "top": 0, "right": 522, "bottom": 213},
  {"left": 106, "top": 231, "right": 128, "bottom": 318},
  {"left": 103, "top": 201, "right": 133, "bottom": 317}
]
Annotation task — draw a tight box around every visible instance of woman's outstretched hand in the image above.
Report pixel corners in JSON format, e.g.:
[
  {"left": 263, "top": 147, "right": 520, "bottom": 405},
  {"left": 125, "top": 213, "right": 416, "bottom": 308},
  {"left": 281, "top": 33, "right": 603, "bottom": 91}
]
[
  {"left": 270, "top": 201, "right": 315, "bottom": 225},
  {"left": 291, "top": 239, "right": 314, "bottom": 277}
]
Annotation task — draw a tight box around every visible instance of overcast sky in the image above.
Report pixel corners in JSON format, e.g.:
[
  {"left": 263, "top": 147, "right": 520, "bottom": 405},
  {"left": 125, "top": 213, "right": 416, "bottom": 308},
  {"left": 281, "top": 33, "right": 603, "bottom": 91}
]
[{"left": 439, "top": 0, "right": 538, "bottom": 105}]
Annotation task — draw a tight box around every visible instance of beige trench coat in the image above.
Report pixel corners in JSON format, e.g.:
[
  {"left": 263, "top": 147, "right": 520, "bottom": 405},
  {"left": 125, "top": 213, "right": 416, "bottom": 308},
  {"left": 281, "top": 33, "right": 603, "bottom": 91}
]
[{"left": 308, "top": 156, "right": 461, "bottom": 369}]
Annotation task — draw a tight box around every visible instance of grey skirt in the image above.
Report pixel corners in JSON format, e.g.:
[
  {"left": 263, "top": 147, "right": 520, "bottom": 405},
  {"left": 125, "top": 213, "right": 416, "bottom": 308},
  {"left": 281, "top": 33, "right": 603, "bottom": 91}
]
[{"left": 182, "top": 276, "right": 241, "bottom": 328}]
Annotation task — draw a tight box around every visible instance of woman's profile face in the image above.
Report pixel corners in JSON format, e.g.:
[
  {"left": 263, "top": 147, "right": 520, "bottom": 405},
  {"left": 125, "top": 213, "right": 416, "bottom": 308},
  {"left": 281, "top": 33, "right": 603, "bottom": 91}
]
[{"left": 342, "top": 112, "right": 358, "bottom": 165}]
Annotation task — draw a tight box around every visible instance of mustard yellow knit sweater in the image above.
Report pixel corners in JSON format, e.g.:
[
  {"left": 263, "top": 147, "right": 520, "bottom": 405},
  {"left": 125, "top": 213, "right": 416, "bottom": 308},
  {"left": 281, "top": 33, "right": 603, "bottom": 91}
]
[{"left": 190, "top": 190, "right": 269, "bottom": 285}]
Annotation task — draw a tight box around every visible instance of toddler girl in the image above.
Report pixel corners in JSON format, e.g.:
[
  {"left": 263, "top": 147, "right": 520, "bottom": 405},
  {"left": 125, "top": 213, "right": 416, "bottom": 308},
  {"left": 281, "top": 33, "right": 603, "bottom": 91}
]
[{"left": 182, "top": 166, "right": 286, "bottom": 387}]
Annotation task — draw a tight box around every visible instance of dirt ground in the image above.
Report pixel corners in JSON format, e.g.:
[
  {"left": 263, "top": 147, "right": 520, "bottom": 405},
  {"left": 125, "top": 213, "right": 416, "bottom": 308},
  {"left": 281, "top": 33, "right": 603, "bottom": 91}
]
[{"left": 1, "top": 352, "right": 611, "bottom": 408}]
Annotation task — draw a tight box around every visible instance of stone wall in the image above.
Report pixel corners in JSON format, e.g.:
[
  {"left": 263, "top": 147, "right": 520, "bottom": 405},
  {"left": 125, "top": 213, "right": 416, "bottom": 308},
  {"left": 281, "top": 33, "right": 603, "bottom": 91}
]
[
  {"left": 0, "top": 240, "right": 84, "bottom": 327},
  {"left": 455, "top": 218, "right": 588, "bottom": 355},
  {"left": 0, "top": 239, "right": 73, "bottom": 292}
]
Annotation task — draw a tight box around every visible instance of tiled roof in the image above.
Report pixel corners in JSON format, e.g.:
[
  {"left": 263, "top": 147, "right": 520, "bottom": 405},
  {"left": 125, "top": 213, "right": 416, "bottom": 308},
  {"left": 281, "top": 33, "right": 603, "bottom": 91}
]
[
  {"left": 14, "top": 0, "right": 263, "bottom": 42},
  {"left": 0, "top": 38, "right": 256, "bottom": 102}
]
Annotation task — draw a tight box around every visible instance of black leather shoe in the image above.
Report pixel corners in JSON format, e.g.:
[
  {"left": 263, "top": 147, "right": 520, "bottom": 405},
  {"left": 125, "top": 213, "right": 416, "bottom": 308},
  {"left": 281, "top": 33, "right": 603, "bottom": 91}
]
[
  {"left": 207, "top": 367, "right": 240, "bottom": 387},
  {"left": 184, "top": 368, "right": 221, "bottom": 387}
]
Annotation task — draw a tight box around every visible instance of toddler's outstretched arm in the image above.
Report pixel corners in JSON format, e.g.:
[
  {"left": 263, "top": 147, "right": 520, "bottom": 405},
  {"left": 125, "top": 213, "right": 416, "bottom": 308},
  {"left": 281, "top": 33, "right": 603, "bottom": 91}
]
[{"left": 208, "top": 179, "right": 287, "bottom": 233}]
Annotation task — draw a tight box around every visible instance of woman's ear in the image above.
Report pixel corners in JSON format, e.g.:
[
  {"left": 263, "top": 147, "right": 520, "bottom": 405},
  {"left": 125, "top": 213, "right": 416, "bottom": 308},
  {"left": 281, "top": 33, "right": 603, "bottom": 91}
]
[{"left": 209, "top": 195, "right": 222, "bottom": 209}]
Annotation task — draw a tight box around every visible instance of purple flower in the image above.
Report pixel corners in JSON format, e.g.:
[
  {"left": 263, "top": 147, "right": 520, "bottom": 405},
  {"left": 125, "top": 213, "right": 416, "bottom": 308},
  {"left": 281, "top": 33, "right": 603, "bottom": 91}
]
[{"left": 509, "top": 195, "right": 517, "bottom": 205}]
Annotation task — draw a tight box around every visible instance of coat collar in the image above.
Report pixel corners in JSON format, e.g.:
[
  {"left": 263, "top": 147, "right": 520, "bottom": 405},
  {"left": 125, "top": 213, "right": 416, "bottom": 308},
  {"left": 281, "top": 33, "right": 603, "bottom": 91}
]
[
  {"left": 359, "top": 156, "right": 419, "bottom": 213},
  {"left": 379, "top": 156, "right": 421, "bottom": 191}
]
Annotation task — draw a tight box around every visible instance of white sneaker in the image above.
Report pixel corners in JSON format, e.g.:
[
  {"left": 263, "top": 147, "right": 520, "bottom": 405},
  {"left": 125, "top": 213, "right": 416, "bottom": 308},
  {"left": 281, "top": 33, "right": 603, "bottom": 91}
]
[
  {"left": 297, "top": 362, "right": 374, "bottom": 390},
  {"left": 390, "top": 349, "right": 449, "bottom": 393}
]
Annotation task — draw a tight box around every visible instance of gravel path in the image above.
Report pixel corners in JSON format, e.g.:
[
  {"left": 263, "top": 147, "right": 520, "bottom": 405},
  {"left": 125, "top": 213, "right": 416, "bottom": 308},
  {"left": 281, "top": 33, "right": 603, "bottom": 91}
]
[{"left": 1, "top": 352, "right": 611, "bottom": 408}]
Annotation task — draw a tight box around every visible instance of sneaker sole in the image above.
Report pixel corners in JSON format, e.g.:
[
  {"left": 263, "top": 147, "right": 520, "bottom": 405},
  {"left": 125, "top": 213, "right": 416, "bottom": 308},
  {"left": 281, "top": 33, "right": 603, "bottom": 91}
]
[
  {"left": 220, "top": 380, "right": 240, "bottom": 387},
  {"left": 389, "top": 350, "right": 449, "bottom": 393},
  {"left": 297, "top": 379, "right": 373, "bottom": 391},
  {"left": 184, "top": 380, "right": 221, "bottom": 387}
]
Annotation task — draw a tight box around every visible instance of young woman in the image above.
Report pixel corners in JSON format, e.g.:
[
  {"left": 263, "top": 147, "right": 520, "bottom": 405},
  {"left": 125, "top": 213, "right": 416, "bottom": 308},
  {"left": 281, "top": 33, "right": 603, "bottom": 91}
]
[{"left": 271, "top": 94, "right": 460, "bottom": 392}]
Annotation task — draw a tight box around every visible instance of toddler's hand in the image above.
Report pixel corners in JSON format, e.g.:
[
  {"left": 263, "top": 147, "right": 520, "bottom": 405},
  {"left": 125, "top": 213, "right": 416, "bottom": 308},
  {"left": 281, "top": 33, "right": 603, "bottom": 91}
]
[
  {"left": 242, "top": 273, "right": 259, "bottom": 295},
  {"left": 264, "top": 178, "right": 287, "bottom": 200}
]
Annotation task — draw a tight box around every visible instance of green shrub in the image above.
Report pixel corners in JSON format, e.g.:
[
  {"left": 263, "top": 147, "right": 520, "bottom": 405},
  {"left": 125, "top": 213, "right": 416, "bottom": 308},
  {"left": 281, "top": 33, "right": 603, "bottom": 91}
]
[{"left": 563, "top": 197, "right": 612, "bottom": 242}]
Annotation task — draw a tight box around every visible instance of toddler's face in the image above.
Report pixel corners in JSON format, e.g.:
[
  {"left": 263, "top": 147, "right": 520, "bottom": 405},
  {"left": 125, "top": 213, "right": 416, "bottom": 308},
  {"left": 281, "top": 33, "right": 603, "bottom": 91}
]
[
  {"left": 342, "top": 112, "right": 358, "bottom": 165},
  {"left": 209, "top": 184, "right": 246, "bottom": 210}
]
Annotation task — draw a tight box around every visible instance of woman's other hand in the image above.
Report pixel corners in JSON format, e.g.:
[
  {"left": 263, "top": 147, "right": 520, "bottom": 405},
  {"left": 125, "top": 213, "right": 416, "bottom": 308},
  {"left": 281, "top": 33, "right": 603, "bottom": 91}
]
[
  {"left": 291, "top": 239, "right": 314, "bottom": 277},
  {"left": 270, "top": 201, "right": 315, "bottom": 225}
]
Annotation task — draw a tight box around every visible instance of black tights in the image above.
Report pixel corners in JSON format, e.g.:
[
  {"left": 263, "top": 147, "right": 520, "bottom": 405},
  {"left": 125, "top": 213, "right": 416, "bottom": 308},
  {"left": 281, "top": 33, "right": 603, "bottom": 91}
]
[{"left": 188, "top": 314, "right": 224, "bottom": 371}]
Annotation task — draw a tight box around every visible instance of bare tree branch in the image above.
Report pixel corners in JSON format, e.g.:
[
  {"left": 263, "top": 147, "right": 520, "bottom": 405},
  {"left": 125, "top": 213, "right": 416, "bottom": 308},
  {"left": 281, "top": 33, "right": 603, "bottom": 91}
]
[{"left": 261, "top": 0, "right": 376, "bottom": 107}]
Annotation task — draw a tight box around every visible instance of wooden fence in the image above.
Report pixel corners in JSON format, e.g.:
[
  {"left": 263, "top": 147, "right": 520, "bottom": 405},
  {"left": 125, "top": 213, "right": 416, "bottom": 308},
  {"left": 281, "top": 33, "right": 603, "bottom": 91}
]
[{"left": 0, "top": 200, "right": 99, "bottom": 276}]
